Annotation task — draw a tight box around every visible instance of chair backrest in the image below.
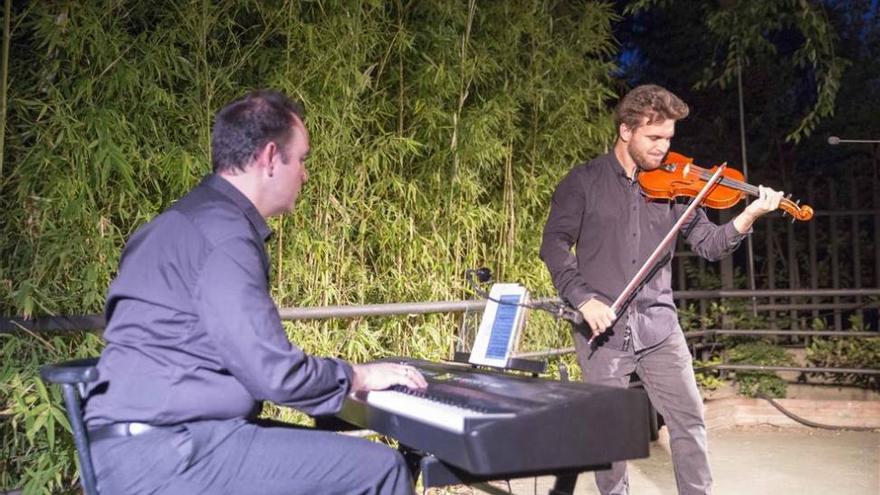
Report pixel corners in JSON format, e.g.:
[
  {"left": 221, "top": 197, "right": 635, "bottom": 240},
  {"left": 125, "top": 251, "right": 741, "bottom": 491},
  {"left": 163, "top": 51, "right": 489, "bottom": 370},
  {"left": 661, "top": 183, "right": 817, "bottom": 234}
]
[{"left": 39, "top": 358, "right": 100, "bottom": 495}]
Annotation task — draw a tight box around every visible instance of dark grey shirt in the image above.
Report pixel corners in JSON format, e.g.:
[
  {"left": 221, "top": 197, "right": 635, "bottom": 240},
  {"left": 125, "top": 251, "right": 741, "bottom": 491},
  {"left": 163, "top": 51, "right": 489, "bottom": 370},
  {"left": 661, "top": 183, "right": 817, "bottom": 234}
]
[
  {"left": 540, "top": 153, "right": 748, "bottom": 351},
  {"left": 85, "top": 175, "right": 353, "bottom": 427}
]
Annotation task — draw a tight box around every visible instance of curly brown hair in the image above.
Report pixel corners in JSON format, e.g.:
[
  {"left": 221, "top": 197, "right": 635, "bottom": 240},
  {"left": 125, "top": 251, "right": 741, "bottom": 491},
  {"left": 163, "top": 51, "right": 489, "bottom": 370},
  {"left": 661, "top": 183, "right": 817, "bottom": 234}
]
[{"left": 614, "top": 84, "right": 689, "bottom": 130}]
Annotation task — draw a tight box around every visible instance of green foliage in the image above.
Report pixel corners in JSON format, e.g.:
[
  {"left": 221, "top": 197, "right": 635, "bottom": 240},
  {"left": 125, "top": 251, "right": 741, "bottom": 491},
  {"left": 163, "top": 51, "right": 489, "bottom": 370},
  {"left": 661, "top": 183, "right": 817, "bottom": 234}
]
[
  {"left": 693, "top": 355, "right": 724, "bottom": 391},
  {"left": 1, "top": 332, "right": 104, "bottom": 494},
  {"left": 725, "top": 341, "right": 796, "bottom": 397},
  {"left": 806, "top": 315, "right": 880, "bottom": 388},
  {"left": 0, "top": 1, "right": 619, "bottom": 491},
  {"left": 679, "top": 299, "right": 769, "bottom": 333},
  {"left": 677, "top": 263, "right": 769, "bottom": 332},
  {"left": 625, "top": 0, "right": 845, "bottom": 143}
]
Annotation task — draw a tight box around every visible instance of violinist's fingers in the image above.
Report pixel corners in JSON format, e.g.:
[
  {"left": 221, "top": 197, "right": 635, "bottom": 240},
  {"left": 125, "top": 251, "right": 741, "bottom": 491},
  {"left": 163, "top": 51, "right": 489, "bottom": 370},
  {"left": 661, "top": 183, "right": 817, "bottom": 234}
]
[
  {"left": 757, "top": 185, "right": 783, "bottom": 211},
  {"left": 767, "top": 188, "right": 784, "bottom": 211},
  {"left": 744, "top": 185, "right": 784, "bottom": 220},
  {"left": 754, "top": 186, "right": 769, "bottom": 210},
  {"left": 757, "top": 185, "right": 767, "bottom": 208}
]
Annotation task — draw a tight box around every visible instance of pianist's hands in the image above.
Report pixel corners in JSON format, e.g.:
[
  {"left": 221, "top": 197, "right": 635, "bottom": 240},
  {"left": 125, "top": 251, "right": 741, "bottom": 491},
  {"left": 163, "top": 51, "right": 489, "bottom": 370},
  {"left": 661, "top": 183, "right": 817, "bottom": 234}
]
[
  {"left": 351, "top": 362, "right": 428, "bottom": 394},
  {"left": 578, "top": 298, "right": 616, "bottom": 338}
]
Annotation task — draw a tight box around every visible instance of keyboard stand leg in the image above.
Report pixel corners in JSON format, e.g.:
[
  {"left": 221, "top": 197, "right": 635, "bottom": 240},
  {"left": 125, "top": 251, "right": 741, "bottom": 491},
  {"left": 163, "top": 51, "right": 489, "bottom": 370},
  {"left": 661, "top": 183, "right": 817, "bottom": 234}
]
[
  {"left": 397, "top": 445, "right": 425, "bottom": 485},
  {"left": 549, "top": 473, "right": 578, "bottom": 495}
]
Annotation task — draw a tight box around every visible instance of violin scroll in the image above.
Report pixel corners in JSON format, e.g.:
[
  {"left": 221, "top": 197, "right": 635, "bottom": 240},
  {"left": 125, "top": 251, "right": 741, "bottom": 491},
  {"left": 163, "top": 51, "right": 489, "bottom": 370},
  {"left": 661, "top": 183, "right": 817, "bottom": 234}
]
[{"left": 779, "top": 197, "right": 814, "bottom": 222}]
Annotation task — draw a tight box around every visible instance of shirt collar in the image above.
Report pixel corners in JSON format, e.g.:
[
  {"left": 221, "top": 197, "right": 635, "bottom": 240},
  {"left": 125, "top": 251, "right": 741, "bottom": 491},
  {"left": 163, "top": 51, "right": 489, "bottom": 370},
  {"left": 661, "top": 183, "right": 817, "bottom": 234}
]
[
  {"left": 202, "top": 174, "right": 273, "bottom": 242},
  {"left": 607, "top": 152, "right": 639, "bottom": 184}
]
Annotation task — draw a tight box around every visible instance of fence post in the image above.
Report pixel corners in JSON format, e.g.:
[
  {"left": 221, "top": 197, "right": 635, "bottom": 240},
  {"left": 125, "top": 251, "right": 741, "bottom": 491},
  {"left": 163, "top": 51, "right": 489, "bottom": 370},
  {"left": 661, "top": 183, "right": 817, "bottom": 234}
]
[
  {"left": 787, "top": 213, "right": 800, "bottom": 332},
  {"left": 849, "top": 170, "right": 863, "bottom": 325},
  {"left": 830, "top": 181, "right": 842, "bottom": 330},
  {"left": 766, "top": 216, "right": 777, "bottom": 329},
  {"left": 785, "top": 176, "right": 801, "bottom": 336},
  {"left": 874, "top": 144, "right": 880, "bottom": 300}
]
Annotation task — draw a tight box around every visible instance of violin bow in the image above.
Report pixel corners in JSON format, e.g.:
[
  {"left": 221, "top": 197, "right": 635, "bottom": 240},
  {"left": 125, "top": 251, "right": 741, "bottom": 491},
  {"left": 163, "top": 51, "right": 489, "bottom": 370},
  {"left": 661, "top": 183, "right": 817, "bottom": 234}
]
[{"left": 587, "top": 163, "right": 728, "bottom": 345}]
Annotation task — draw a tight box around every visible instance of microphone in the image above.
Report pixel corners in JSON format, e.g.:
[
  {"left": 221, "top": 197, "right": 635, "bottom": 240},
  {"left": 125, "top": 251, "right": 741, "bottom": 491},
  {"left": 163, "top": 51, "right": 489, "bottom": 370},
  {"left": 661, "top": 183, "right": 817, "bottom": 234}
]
[
  {"left": 464, "top": 267, "right": 493, "bottom": 298},
  {"left": 470, "top": 267, "right": 492, "bottom": 283}
]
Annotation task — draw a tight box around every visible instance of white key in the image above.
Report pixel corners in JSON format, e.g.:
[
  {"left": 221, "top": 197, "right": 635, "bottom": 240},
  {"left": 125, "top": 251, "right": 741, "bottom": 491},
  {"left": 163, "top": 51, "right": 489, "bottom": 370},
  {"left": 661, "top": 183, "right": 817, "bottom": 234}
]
[{"left": 365, "top": 390, "right": 515, "bottom": 433}]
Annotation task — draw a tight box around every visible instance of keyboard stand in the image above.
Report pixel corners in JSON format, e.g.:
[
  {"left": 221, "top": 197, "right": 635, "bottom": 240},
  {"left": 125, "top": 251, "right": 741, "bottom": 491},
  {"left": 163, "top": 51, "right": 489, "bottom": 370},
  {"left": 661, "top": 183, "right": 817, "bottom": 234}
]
[
  {"left": 315, "top": 357, "right": 640, "bottom": 495},
  {"left": 419, "top": 353, "right": 594, "bottom": 494},
  {"left": 416, "top": 453, "right": 607, "bottom": 495},
  {"left": 318, "top": 415, "right": 603, "bottom": 495}
]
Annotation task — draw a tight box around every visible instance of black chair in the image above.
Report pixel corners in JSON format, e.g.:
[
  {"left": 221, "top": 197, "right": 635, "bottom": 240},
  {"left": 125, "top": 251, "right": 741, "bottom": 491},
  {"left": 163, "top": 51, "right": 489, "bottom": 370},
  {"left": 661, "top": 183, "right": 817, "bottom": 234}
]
[{"left": 39, "top": 358, "right": 100, "bottom": 495}]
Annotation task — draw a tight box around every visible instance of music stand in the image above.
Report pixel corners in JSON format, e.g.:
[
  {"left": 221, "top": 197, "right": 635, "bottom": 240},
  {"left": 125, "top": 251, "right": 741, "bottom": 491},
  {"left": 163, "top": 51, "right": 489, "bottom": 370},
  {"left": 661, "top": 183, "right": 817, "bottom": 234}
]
[{"left": 461, "top": 283, "right": 545, "bottom": 374}]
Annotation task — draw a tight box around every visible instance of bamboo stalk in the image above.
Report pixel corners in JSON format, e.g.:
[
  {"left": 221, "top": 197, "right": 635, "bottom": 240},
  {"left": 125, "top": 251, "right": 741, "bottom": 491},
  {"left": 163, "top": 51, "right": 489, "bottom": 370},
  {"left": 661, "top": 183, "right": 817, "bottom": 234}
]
[{"left": 0, "top": 0, "right": 11, "bottom": 180}]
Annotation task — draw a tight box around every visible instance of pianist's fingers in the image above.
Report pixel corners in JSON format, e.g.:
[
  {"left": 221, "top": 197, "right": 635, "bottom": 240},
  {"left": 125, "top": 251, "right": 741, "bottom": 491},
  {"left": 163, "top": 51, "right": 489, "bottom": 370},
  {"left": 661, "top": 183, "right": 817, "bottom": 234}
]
[
  {"left": 351, "top": 362, "right": 428, "bottom": 393},
  {"left": 402, "top": 366, "right": 428, "bottom": 389}
]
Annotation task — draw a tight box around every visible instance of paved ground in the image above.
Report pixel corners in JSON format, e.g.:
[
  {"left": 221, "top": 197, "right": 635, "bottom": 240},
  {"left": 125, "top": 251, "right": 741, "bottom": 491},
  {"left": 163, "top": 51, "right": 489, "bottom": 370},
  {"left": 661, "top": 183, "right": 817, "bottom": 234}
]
[{"left": 453, "top": 426, "right": 880, "bottom": 495}]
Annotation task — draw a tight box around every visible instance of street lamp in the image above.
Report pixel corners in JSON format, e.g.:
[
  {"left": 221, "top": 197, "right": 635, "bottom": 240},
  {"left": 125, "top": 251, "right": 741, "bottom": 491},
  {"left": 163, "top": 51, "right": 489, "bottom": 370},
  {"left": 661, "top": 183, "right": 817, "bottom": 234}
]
[
  {"left": 828, "top": 136, "right": 880, "bottom": 145},
  {"left": 827, "top": 135, "right": 880, "bottom": 293}
]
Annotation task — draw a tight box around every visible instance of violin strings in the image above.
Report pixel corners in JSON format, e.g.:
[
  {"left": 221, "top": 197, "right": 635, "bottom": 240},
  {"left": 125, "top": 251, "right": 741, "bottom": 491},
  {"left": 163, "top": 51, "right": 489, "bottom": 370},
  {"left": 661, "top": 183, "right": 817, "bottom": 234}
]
[
  {"left": 691, "top": 166, "right": 803, "bottom": 214},
  {"left": 693, "top": 167, "right": 760, "bottom": 195}
]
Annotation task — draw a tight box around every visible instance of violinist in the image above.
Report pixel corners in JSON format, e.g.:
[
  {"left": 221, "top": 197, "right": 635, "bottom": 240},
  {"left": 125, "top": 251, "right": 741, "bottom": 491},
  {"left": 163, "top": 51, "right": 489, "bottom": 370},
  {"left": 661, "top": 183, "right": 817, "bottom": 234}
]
[{"left": 540, "top": 84, "right": 783, "bottom": 495}]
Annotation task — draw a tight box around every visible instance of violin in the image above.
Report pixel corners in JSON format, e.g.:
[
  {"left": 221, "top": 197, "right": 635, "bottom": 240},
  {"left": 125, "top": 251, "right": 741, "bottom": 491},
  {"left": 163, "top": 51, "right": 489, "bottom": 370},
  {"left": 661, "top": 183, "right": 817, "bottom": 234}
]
[{"left": 638, "top": 151, "right": 814, "bottom": 222}]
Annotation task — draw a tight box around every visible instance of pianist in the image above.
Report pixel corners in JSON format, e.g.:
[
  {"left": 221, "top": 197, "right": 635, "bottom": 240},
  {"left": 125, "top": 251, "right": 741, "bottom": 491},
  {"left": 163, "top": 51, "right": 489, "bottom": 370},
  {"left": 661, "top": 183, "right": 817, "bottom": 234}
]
[
  {"left": 84, "top": 89, "right": 427, "bottom": 494},
  {"left": 540, "top": 84, "right": 782, "bottom": 495}
]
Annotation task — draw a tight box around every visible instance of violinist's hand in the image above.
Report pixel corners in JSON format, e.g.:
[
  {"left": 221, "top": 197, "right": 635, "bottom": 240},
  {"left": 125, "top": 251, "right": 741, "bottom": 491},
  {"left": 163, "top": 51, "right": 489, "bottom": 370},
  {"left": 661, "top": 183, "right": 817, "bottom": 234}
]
[
  {"left": 351, "top": 362, "right": 428, "bottom": 394},
  {"left": 734, "top": 185, "right": 784, "bottom": 233},
  {"left": 578, "top": 298, "right": 617, "bottom": 339}
]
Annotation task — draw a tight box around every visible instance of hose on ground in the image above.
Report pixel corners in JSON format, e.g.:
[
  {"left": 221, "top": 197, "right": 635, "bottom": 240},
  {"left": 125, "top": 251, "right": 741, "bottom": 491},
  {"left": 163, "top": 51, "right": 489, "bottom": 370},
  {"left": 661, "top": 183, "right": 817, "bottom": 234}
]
[{"left": 755, "top": 393, "right": 879, "bottom": 432}]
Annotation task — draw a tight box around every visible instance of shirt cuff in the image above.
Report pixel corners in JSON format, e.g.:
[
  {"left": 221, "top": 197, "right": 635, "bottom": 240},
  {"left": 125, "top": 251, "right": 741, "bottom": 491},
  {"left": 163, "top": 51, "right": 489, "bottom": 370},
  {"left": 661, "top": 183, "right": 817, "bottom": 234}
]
[
  {"left": 567, "top": 288, "right": 609, "bottom": 311},
  {"left": 725, "top": 219, "right": 751, "bottom": 243},
  {"left": 331, "top": 358, "right": 354, "bottom": 394}
]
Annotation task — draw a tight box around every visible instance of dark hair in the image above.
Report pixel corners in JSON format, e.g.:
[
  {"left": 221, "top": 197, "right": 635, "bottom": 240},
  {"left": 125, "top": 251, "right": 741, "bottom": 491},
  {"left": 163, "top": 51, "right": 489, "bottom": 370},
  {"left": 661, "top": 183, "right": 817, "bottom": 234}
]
[
  {"left": 211, "top": 89, "right": 306, "bottom": 174},
  {"left": 614, "top": 84, "right": 689, "bottom": 130}
]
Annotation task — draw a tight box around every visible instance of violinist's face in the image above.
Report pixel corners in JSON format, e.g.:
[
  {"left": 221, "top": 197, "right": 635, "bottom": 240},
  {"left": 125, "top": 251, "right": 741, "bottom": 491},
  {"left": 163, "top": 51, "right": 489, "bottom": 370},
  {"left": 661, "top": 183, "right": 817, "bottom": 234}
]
[{"left": 621, "top": 118, "right": 675, "bottom": 171}]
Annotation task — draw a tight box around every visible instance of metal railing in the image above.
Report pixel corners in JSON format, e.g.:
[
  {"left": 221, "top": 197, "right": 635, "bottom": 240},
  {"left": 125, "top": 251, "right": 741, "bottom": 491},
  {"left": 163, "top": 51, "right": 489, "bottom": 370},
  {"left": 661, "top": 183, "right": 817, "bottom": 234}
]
[
  {"left": 4, "top": 288, "right": 879, "bottom": 334},
  {"left": 3, "top": 289, "right": 877, "bottom": 378},
  {"left": 1, "top": 299, "right": 491, "bottom": 333}
]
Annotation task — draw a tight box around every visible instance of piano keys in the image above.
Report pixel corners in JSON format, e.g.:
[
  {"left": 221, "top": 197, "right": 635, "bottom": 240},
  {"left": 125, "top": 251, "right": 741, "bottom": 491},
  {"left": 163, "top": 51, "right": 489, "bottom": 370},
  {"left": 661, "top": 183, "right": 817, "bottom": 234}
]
[
  {"left": 326, "top": 358, "right": 651, "bottom": 479},
  {"left": 363, "top": 386, "right": 517, "bottom": 434}
]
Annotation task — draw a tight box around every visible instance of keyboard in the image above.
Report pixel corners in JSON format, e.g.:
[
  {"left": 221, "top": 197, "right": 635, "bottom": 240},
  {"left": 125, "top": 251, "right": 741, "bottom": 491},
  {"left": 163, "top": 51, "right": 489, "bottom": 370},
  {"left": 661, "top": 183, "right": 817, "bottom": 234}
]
[{"left": 329, "top": 358, "right": 651, "bottom": 477}]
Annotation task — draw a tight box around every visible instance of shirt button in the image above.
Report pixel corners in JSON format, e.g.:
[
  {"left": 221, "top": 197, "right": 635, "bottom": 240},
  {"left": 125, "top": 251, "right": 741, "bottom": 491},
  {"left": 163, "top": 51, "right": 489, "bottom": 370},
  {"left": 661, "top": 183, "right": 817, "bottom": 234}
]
[
  {"left": 632, "top": 233, "right": 636, "bottom": 237},
  {"left": 632, "top": 260, "right": 636, "bottom": 264}
]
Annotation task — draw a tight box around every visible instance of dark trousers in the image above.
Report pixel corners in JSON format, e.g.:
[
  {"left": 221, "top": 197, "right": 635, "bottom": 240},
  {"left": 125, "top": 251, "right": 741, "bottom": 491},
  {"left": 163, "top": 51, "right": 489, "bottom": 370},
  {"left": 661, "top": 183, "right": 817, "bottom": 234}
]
[
  {"left": 90, "top": 418, "right": 414, "bottom": 495},
  {"left": 574, "top": 330, "right": 712, "bottom": 495}
]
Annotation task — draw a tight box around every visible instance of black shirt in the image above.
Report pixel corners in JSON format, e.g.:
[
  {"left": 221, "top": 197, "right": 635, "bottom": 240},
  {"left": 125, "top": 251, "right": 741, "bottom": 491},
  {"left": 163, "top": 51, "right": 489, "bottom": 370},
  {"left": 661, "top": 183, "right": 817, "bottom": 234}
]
[
  {"left": 540, "top": 153, "right": 748, "bottom": 351},
  {"left": 85, "top": 175, "right": 352, "bottom": 426}
]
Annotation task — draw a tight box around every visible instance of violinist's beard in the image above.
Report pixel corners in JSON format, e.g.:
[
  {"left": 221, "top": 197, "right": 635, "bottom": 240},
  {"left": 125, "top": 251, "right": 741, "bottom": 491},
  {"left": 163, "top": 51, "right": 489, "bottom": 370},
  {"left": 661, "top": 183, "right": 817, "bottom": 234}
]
[{"left": 630, "top": 146, "right": 664, "bottom": 171}]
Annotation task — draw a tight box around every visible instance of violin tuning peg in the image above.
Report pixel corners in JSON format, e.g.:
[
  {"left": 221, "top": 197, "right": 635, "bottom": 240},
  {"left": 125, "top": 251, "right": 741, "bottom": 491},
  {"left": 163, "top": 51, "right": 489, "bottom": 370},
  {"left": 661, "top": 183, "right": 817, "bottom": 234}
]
[{"left": 785, "top": 193, "right": 792, "bottom": 200}]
